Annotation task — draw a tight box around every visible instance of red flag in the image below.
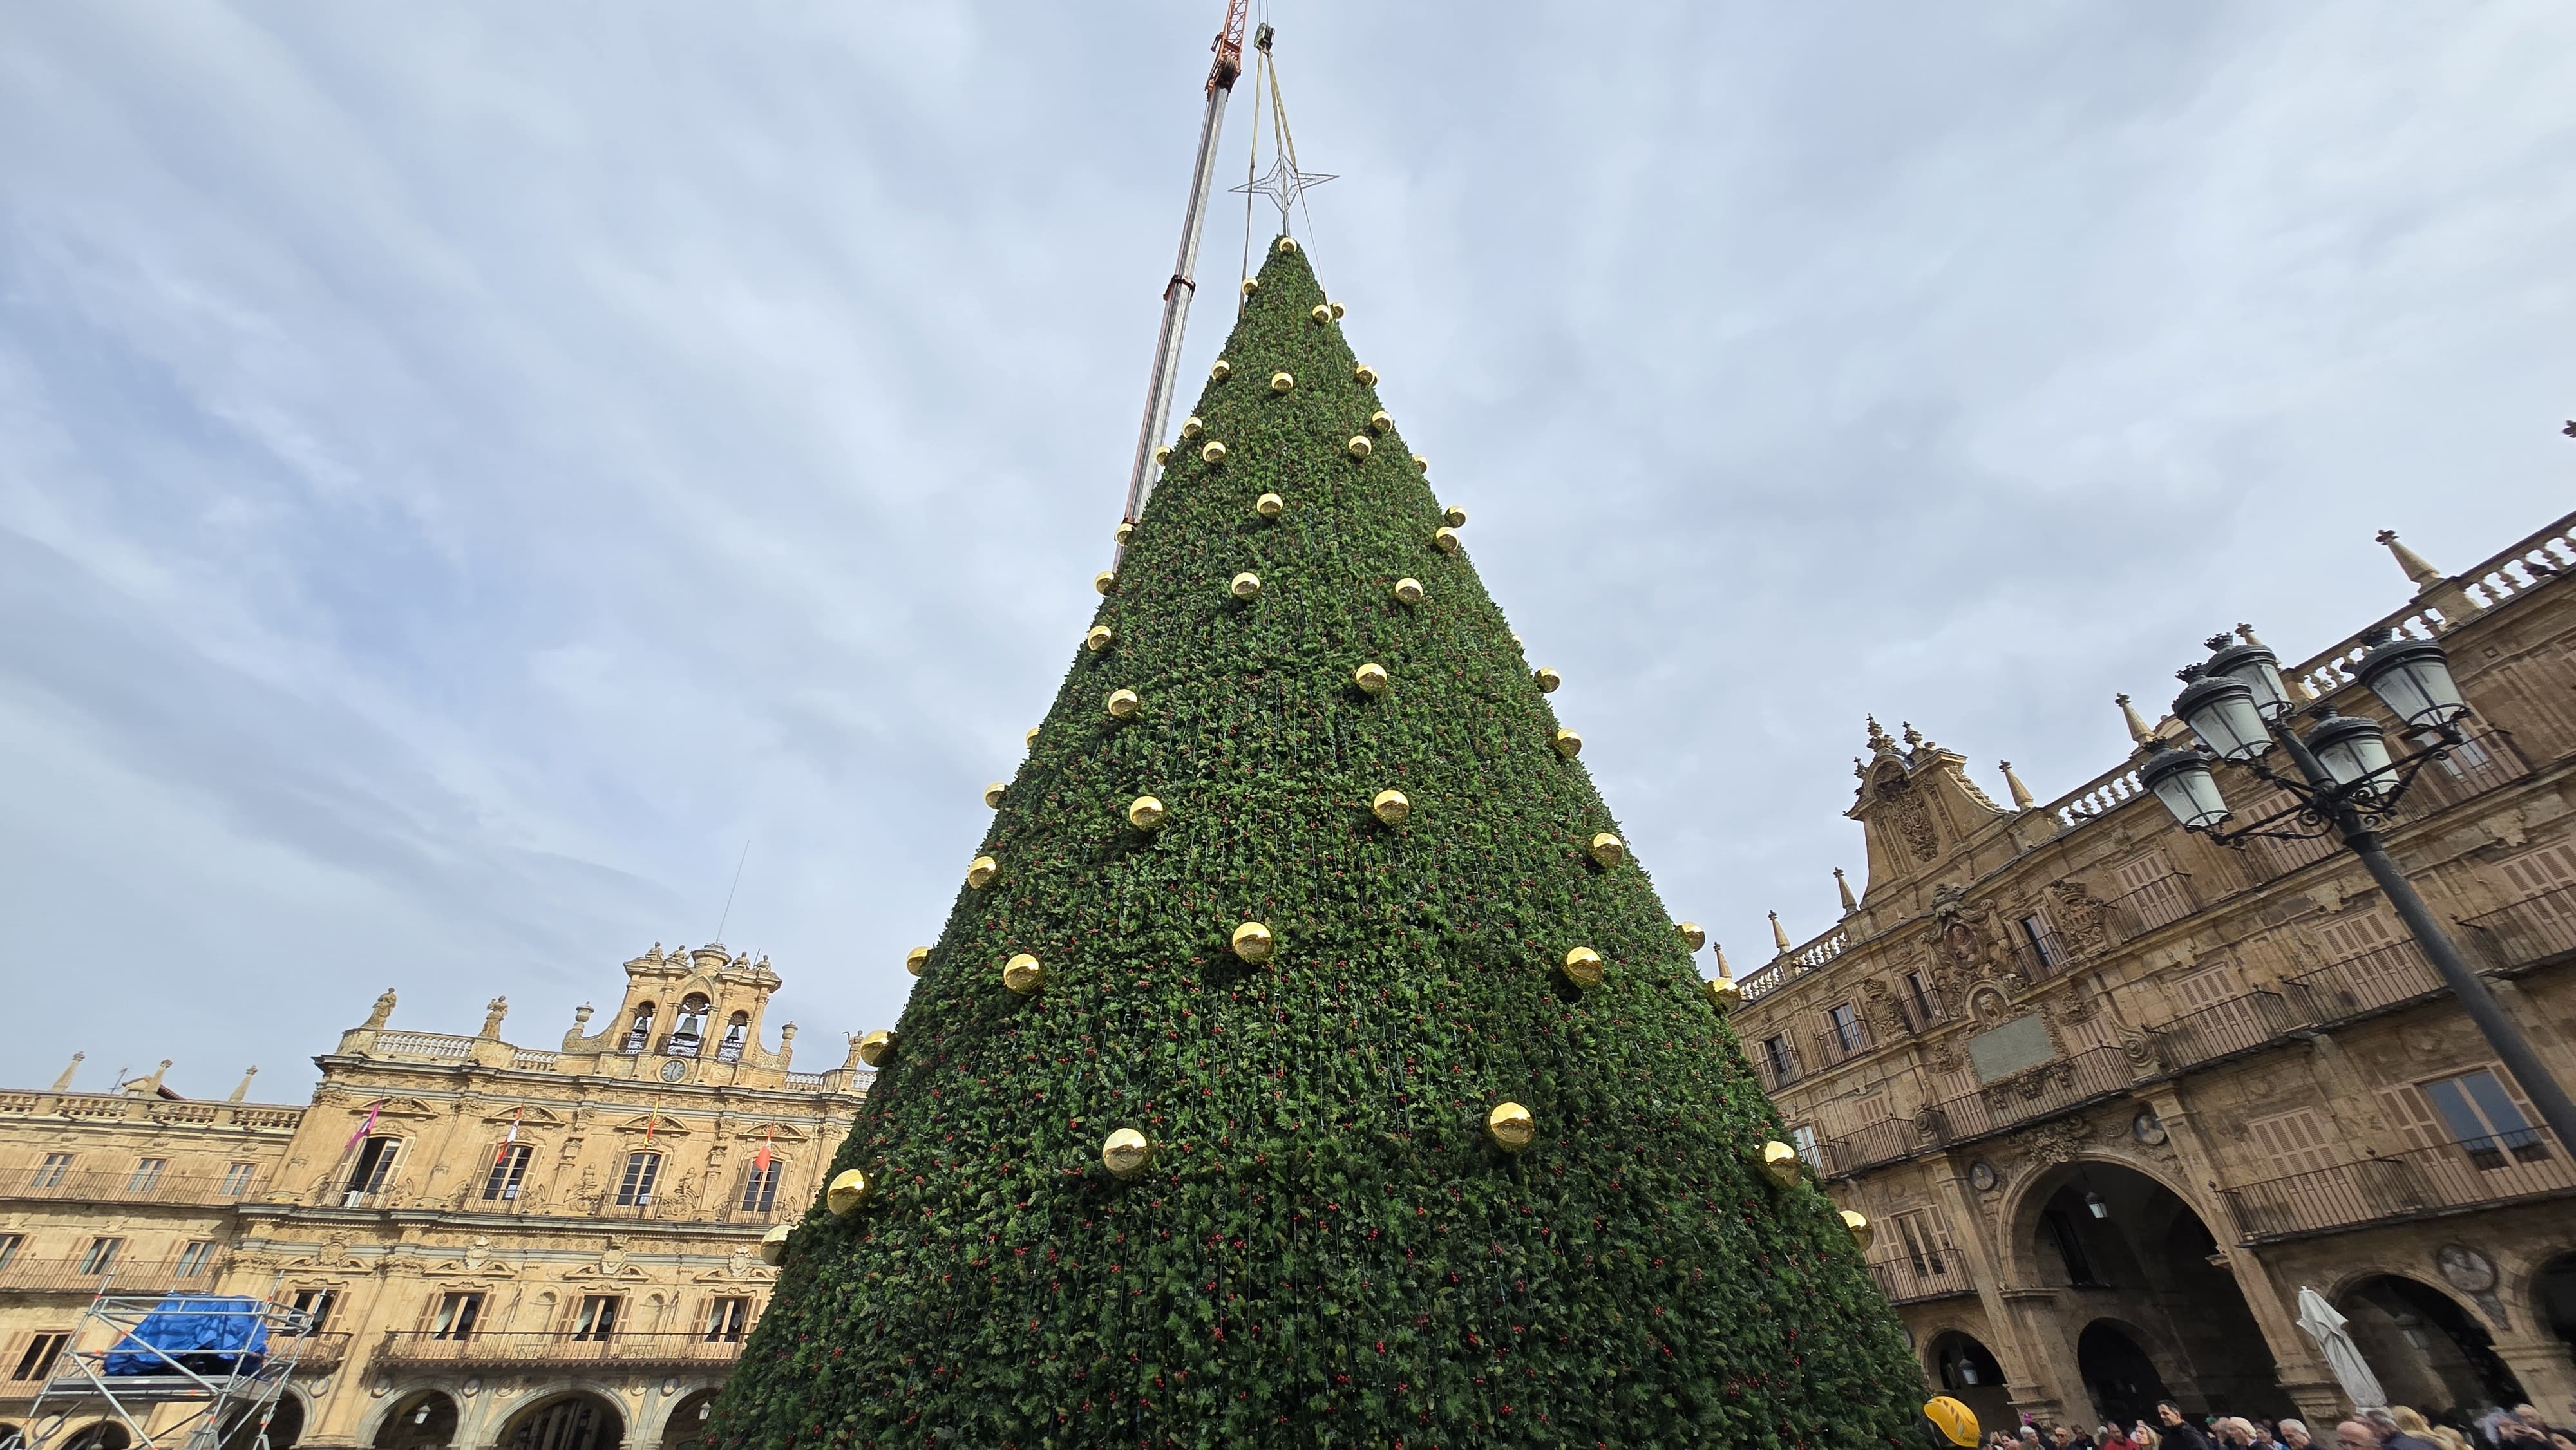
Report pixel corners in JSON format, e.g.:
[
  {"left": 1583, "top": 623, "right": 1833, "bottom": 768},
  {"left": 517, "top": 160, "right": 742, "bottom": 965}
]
[
  {"left": 752, "top": 1127, "right": 774, "bottom": 1175},
  {"left": 343, "top": 1100, "right": 383, "bottom": 1151},
  {"left": 495, "top": 1107, "right": 522, "bottom": 1165}
]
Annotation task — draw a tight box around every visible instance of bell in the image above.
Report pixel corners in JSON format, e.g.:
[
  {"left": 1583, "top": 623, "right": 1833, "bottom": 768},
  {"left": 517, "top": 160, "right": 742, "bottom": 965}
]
[
  {"left": 1703, "top": 974, "right": 1743, "bottom": 1015},
  {"left": 1181, "top": 416, "right": 1204, "bottom": 440},
  {"left": 1370, "top": 789, "right": 1410, "bottom": 825},
  {"left": 1354, "top": 364, "right": 1379, "bottom": 386},
  {"left": 1347, "top": 435, "right": 1372, "bottom": 460},
  {"left": 1240, "top": 278, "right": 1258, "bottom": 296},
  {"left": 757, "top": 1223, "right": 791, "bottom": 1266},
  {"left": 1311, "top": 304, "right": 1332, "bottom": 323},
  {"left": 1369, "top": 410, "right": 1393, "bottom": 435},
  {"left": 1677, "top": 921, "right": 1707, "bottom": 952},
  {"left": 1412, "top": 454, "right": 1428, "bottom": 475},
  {"left": 1432, "top": 526, "right": 1460, "bottom": 553},
  {"left": 1126, "top": 795, "right": 1167, "bottom": 830},
  {"left": 1485, "top": 1102, "right": 1537, "bottom": 1153},
  {"left": 1255, "top": 493, "right": 1285, "bottom": 518},
  {"left": 1003, "top": 952, "right": 1046, "bottom": 995},
  {"left": 1553, "top": 729, "right": 1582, "bottom": 758},
  {"left": 1113, "top": 520, "right": 1135, "bottom": 545},
  {"left": 1761, "top": 1140, "right": 1804, "bottom": 1189},
  {"left": 1329, "top": 300, "right": 1346, "bottom": 318},
  {"left": 1230, "top": 921, "right": 1274, "bottom": 963},
  {"left": 905, "top": 946, "right": 929, "bottom": 976},
  {"left": 858, "top": 1030, "right": 897, "bottom": 1068},
  {"left": 1106, "top": 688, "right": 1142, "bottom": 719},
  {"left": 1211, "top": 358, "right": 1232, "bottom": 381},
  {"left": 1841, "top": 1209, "right": 1874, "bottom": 1252},
  {"left": 1085, "top": 625, "right": 1115, "bottom": 653},
  {"left": 1101, "top": 1127, "right": 1153, "bottom": 1178},
  {"left": 1533, "top": 667, "right": 1562, "bottom": 693},
  {"left": 1153, "top": 445, "right": 1172, "bottom": 465},
  {"left": 983, "top": 782, "right": 1005, "bottom": 808},
  {"left": 1270, "top": 371, "right": 1295, "bottom": 393},
  {"left": 1353, "top": 662, "right": 1390, "bottom": 696},
  {"left": 1443, "top": 504, "right": 1468, "bottom": 527},
  {"left": 1560, "top": 946, "right": 1604, "bottom": 988},
  {"left": 1392, "top": 577, "right": 1423, "bottom": 605},
  {"left": 1589, "top": 833, "right": 1626, "bottom": 867},
  {"left": 1231, "top": 572, "right": 1262, "bottom": 600},
  {"left": 1276, "top": 236, "right": 1300, "bottom": 256},
  {"left": 826, "top": 1167, "right": 874, "bottom": 1215},
  {"left": 966, "top": 856, "right": 999, "bottom": 889},
  {"left": 1200, "top": 440, "right": 1227, "bottom": 465},
  {"left": 1094, "top": 570, "right": 1117, "bottom": 596}
]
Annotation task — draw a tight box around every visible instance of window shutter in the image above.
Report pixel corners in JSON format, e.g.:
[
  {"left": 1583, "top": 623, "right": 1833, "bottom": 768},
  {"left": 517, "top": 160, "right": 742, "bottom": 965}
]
[
  {"left": 2172, "top": 963, "right": 2242, "bottom": 1011},
  {"left": 2244, "top": 1109, "right": 2340, "bottom": 1174},
  {"left": 2378, "top": 1080, "right": 2446, "bottom": 1152}
]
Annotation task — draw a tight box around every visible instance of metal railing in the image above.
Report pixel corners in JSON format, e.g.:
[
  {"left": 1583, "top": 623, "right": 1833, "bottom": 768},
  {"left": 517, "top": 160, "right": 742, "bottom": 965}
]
[
  {"left": 2281, "top": 940, "right": 2442, "bottom": 1021},
  {"left": 1918, "top": 1045, "right": 2141, "bottom": 1144},
  {"left": 2461, "top": 880, "right": 2576, "bottom": 968},
  {"left": 1821, "top": 1117, "right": 1918, "bottom": 1177},
  {"left": 2007, "top": 927, "right": 2076, "bottom": 987},
  {"left": 0, "top": 1254, "right": 215, "bottom": 1295},
  {"left": 2221, "top": 1132, "right": 2573, "bottom": 1241},
  {"left": 2139, "top": 990, "right": 2300, "bottom": 1075},
  {"left": 2107, "top": 872, "right": 2198, "bottom": 936},
  {"left": 1755, "top": 1042, "right": 1806, "bottom": 1091},
  {"left": 370, "top": 1329, "right": 751, "bottom": 1370},
  {"left": 2399, "top": 727, "right": 2528, "bottom": 814},
  {"left": 1866, "top": 1251, "right": 1976, "bottom": 1305},
  {"left": 1814, "top": 1020, "right": 1874, "bottom": 1069},
  {"left": 2, "top": 1164, "right": 270, "bottom": 1207}
]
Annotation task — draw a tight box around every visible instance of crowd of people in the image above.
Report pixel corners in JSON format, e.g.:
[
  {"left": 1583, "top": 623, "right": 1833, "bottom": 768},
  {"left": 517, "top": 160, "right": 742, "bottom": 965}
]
[{"left": 1976, "top": 1399, "right": 2576, "bottom": 1450}]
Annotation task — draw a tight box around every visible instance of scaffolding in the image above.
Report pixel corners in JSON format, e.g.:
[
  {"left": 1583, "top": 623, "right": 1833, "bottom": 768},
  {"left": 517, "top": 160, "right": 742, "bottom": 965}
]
[{"left": 19, "top": 1295, "right": 317, "bottom": 1450}]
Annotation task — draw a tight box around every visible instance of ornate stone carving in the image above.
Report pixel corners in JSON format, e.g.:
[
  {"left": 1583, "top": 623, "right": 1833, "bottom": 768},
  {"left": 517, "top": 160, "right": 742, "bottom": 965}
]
[
  {"left": 1877, "top": 767, "right": 1942, "bottom": 862},
  {"left": 2047, "top": 880, "right": 2113, "bottom": 958},
  {"left": 2007, "top": 1116, "right": 2091, "bottom": 1166}
]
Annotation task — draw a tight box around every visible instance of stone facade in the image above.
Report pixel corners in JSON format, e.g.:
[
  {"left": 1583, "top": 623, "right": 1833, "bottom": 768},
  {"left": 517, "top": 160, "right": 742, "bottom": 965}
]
[
  {"left": 0, "top": 943, "right": 869, "bottom": 1449},
  {"left": 1734, "top": 511, "right": 2576, "bottom": 1432}
]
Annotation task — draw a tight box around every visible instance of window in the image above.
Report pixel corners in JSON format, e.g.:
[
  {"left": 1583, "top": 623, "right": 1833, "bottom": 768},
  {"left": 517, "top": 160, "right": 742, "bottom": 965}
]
[
  {"left": 739, "top": 1160, "right": 781, "bottom": 1214},
  {"left": 670, "top": 995, "right": 711, "bottom": 1057},
  {"left": 2043, "top": 1210, "right": 2101, "bottom": 1288},
  {"left": 78, "top": 1238, "right": 123, "bottom": 1276},
  {"left": 2425, "top": 731, "right": 2497, "bottom": 778},
  {"left": 616, "top": 1151, "right": 663, "bottom": 1207},
  {"left": 2018, "top": 915, "right": 2063, "bottom": 970},
  {"left": 1789, "top": 1124, "right": 1823, "bottom": 1174},
  {"left": 1889, "top": 1209, "right": 1949, "bottom": 1276},
  {"left": 287, "top": 1290, "right": 337, "bottom": 1335},
  {"left": 571, "top": 1295, "right": 621, "bottom": 1342},
  {"left": 430, "top": 1292, "right": 483, "bottom": 1341},
  {"left": 715, "top": 1012, "right": 750, "bottom": 1064},
  {"left": 345, "top": 1136, "right": 401, "bottom": 1203},
  {"left": 2497, "top": 841, "right": 2576, "bottom": 897},
  {"left": 703, "top": 1297, "right": 752, "bottom": 1342},
  {"left": 124, "top": 1160, "right": 166, "bottom": 1193},
  {"left": 1902, "top": 970, "right": 1939, "bottom": 1030},
  {"left": 1761, "top": 1034, "right": 1797, "bottom": 1086},
  {"left": 11, "top": 1333, "right": 68, "bottom": 1382},
  {"left": 621, "top": 1002, "right": 658, "bottom": 1055},
  {"left": 2246, "top": 1109, "right": 2342, "bottom": 1177},
  {"left": 32, "top": 1154, "right": 73, "bottom": 1188},
  {"left": 175, "top": 1241, "right": 216, "bottom": 1277},
  {"left": 1825, "top": 1003, "right": 1864, "bottom": 1055},
  {"left": 0, "top": 1234, "right": 22, "bottom": 1270},
  {"left": 2114, "top": 850, "right": 2193, "bottom": 932},
  {"left": 2418, "top": 1068, "right": 2547, "bottom": 1167},
  {"left": 484, "top": 1145, "right": 533, "bottom": 1201},
  {"left": 218, "top": 1162, "right": 256, "bottom": 1197}
]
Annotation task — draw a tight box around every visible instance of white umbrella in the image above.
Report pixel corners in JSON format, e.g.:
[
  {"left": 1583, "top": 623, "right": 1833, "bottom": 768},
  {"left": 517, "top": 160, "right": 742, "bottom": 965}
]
[{"left": 2297, "top": 1285, "right": 2387, "bottom": 1414}]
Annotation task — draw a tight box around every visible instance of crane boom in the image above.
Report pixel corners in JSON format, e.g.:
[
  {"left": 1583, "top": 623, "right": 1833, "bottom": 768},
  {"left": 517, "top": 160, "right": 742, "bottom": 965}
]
[{"left": 1115, "top": 0, "right": 1250, "bottom": 545}]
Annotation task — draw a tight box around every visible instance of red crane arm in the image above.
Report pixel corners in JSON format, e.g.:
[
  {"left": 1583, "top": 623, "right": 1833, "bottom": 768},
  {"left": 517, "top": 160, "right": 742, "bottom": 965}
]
[{"left": 1208, "top": 0, "right": 1248, "bottom": 95}]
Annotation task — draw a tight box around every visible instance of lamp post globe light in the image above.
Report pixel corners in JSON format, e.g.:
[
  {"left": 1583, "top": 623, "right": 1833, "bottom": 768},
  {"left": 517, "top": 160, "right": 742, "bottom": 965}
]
[{"left": 2147, "top": 628, "right": 2576, "bottom": 1156}]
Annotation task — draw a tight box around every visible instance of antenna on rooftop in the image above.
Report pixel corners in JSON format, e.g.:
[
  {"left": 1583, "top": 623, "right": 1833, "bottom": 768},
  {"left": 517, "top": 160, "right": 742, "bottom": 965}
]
[{"left": 715, "top": 839, "right": 751, "bottom": 943}]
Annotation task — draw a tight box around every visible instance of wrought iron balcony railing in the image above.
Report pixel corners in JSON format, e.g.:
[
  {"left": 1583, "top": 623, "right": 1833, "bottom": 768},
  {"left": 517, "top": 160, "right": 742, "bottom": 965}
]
[
  {"left": 370, "top": 1330, "right": 751, "bottom": 1371},
  {"left": 2219, "top": 1133, "right": 2573, "bottom": 1241},
  {"left": 1866, "top": 1251, "right": 1976, "bottom": 1306},
  {"left": 2461, "top": 879, "right": 2576, "bottom": 970}
]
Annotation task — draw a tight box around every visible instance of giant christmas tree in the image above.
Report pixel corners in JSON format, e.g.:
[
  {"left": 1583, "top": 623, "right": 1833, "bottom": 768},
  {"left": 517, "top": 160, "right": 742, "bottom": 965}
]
[{"left": 708, "top": 239, "right": 1923, "bottom": 1449}]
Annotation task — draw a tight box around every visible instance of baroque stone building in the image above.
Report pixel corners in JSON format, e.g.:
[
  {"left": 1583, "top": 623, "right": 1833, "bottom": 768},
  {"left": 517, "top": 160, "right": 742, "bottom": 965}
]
[
  {"left": 1734, "top": 511, "right": 2576, "bottom": 1432},
  {"left": 0, "top": 944, "right": 869, "bottom": 1449}
]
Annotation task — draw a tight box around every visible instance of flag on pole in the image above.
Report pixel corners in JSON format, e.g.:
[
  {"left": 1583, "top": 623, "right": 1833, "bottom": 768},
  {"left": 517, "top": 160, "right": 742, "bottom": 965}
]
[
  {"left": 496, "top": 1107, "right": 522, "bottom": 1165},
  {"left": 344, "top": 1100, "right": 384, "bottom": 1151},
  {"left": 752, "top": 1127, "right": 774, "bottom": 1176}
]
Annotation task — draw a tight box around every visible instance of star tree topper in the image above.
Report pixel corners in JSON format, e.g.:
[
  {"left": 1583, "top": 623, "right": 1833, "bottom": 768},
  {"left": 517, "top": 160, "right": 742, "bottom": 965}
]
[{"left": 1232, "top": 151, "right": 1335, "bottom": 226}]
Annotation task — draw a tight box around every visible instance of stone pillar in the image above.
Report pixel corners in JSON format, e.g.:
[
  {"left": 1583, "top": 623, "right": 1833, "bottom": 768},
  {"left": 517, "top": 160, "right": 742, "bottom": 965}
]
[
  {"left": 2000, "top": 1286, "right": 2088, "bottom": 1427},
  {"left": 1932, "top": 1158, "right": 2065, "bottom": 1423},
  {"left": 2490, "top": 1331, "right": 2576, "bottom": 1420}
]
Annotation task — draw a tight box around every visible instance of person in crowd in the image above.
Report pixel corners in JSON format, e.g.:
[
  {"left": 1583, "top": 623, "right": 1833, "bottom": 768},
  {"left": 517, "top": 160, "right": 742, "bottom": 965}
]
[
  {"left": 2132, "top": 1421, "right": 2161, "bottom": 1450},
  {"left": 2161, "top": 1402, "right": 2217, "bottom": 1450},
  {"left": 2056, "top": 1424, "right": 2098, "bottom": 1450},
  {"left": 2280, "top": 1418, "right": 2313, "bottom": 1450},
  {"left": 2429, "top": 1422, "right": 2472, "bottom": 1450},
  {"left": 2338, "top": 1420, "right": 2382, "bottom": 1450},
  {"left": 2376, "top": 1408, "right": 2443, "bottom": 1450},
  {"left": 2100, "top": 1422, "right": 2137, "bottom": 1450}
]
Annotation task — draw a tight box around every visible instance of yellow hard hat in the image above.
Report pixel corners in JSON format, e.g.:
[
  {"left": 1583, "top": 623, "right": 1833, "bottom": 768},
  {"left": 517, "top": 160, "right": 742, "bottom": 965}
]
[{"left": 1926, "top": 1397, "right": 1980, "bottom": 1448}]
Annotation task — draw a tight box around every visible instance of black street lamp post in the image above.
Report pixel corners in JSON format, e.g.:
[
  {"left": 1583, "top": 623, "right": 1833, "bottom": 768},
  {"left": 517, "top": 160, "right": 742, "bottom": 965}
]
[{"left": 2138, "top": 628, "right": 2576, "bottom": 1156}]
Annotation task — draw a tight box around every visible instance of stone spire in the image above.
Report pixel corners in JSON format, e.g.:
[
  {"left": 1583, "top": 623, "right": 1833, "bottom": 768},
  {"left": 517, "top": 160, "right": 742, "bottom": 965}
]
[
  {"left": 50, "top": 1051, "right": 83, "bottom": 1093},
  {"left": 227, "top": 1066, "right": 260, "bottom": 1102},
  {"left": 1712, "top": 943, "right": 1735, "bottom": 982},
  {"left": 1999, "top": 760, "right": 2037, "bottom": 811},
  {"left": 2376, "top": 529, "right": 2445, "bottom": 594},
  {"left": 2116, "top": 693, "right": 2157, "bottom": 745},
  {"left": 1769, "top": 910, "right": 1792, "bottom": 952},
  {"left": 1835, "top": 868, "right": 1859, "bottom": 915}
]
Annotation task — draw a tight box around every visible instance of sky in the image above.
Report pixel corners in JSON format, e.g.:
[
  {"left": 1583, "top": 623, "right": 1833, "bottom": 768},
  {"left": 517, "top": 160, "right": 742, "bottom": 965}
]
[{"left": 3, "top": 3, "right": 2571, "bottom": 1102}]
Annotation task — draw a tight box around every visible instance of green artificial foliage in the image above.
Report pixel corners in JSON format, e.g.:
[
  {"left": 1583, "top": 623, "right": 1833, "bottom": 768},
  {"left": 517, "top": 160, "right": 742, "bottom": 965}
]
[{"left": 708, "top": 240, "right": 1924, "bottom": 1449}]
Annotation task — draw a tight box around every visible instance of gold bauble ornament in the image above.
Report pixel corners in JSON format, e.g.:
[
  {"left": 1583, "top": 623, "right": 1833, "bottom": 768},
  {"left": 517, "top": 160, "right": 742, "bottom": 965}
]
[
  {"left": 1703, "top": 973, "right": 1743, "bottom": 1015},
  {"left": 1230, "top": 921, "right": 1275, "bottom": 964},
  {"left": 1392, "top": 577, "right": 1424, "bottom": 605},
  {"left": 1561, "top": 946, "right": 1604, "bottom": 988},
  {"left": 1346, "top": 435, "right": 1373, "bottom": 460},
  {"left": 1533, "top": 667, "right": 1562, "bottom": 693},
  {"left": 1354, "top": 363, "right": 1379, "bottom": 386},
  {"left": 1240, "top": 277, "right": 1258, "bottom": 296},
  {"left": 826, "top": 1167, "right": 874, "bottom": 1215},
  {"left": 1511, "top": 631, "right": 1524, "bottom": 648},
  {"left": 1025, "top": 726, "right": 1041, "bottom": 747},
  {"left": 1200, "top": 440, "right": 1226, "bottom": 465},
  {"left": 1443, "top": 504, "right": 1468, "bottom": 527},
  {"left": 1211, "top": 358, "right": 1232, "bottom": 381},
  {"left": 1369, "top": 410, "right": 1393, "bottom": 435},
  {"left": 1231, "top": 571, "right": 1262, "bottom": 600},
  {"left": 1106, "top": 688, "right": 1142, "bottom": 719},
  {"left": 1310, "top": 304, "right": 1332, "bottom": 323},
  {"left": 1411, "top": 453, "right": 1428, "bottom": 475},
  {"left": 1761, "top": 1140, "right": 1804, "bottom": 1189},
  {"left": 1432, "top": 526, "right": 1461, "bottom": 553},
  {"left": 905, "top": 945, "right": 929, "bottom": 976},
  {"left": 1101, "top": 1127, "right": 1153, "bottom": 1178},
  {"left": 1841, "top": 1209, "right": 1874, "bottom": 1252},
  {"left": 1552, "top": 728, "right": 1583, "bottom": 758},
  {"left": 1255, "top": 492, "right": 1285, "bottom": 519},
  {"left": 1114, "top": 520, "right": 1135, "bottom": 544},
  {"left": 1275, "top": 235, "right": 1300, "bottom": 256},
  {"left": 1270, "top": 370, "right": 1295, "bottom": 393},
  {"left": 1126, "top": 795, "right": 1167, "bottom": 831},
  {"left": 1003, "top": 952, "right": 1046, "bottom": 995},
  {"left": 758, "top": 1223, "right": 791, "bottom": 1266},
  {"left": 1329, "top": 300, "right": 1346, "bottom": 319},
  {"left": 1589, "top": 832, "right": 1626, "bottom": 867},
  {"left": 1153, "top": 444, "right": 1171, "bottom": 465},
  {"left": 1370, "top": 789, "right": 1411, "bottom": 825},
  {"left": 858, "top": 1030, "right": 897, "bottom": 1068},
  {"left": 966, "top": 856, "right": 999, "bottom": 888},
  {"left": 1486, "top": 1102, "right": 1537, "bottom": 1153},
  {"left": 1678, "top": 921, "right": 1707, "bottom": 952},
  {"left": 1094, "top": 570, "right": 1117, "bottom": 596},
  {"left": 1085, "top": 624, "right": 1115, "bottom": 653},
  {"left": 1353, "top": 662, "right": 1390, "bottom": 696},
  {"left": 1181, "top": 415, "right": 1204, "bottom": 440},
  {"left": 983, "top": 781, "right": 1006, "bottom": 807}
]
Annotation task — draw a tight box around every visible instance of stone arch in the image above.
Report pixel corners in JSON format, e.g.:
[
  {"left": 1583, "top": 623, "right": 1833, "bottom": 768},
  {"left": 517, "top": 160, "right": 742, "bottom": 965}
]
[
  {"left": 2331, "top": 1272, "right": 2524, "bottom": 1416},
  {"left": 1993, "top": 1147, "right": 2225, "bottom": 1287},
  {"left": 654, "top": 1388, "right": 724, "bottom": 1449},
  {"left": 366, "top": 1387, "right": 462, "bottom": 1448},
  {"left": 2078, "top": 1316, "right": 2176, "bottom": 1427},
  {"left": 219, "top": 1389, "right": 306, "bottom": 1449},
  {"left": 59, "top": 1423, "right": 131, "bottom": 1450},
  {"left": 2528, "top": 1247, "right": 2576, "bottom": 1357},
  {"left": 494, "top": 1388, "right": 625, "bottom": 1450},
  {"left": 1924, "top": 1328, "right": 2013, "bottom": 1438}
]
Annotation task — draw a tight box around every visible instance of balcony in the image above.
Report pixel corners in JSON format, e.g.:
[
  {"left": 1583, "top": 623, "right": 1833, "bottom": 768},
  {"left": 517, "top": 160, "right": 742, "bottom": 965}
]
[
  {"left": 2007, "top": 927, "right": 2075, "bottom": 987},
  {"left": 2400, "top": 727, "right": 2529, "bottom": 815},
  {"left": 1755, "top": 1042, "right": 1806, "bottom": 1092},
  {"left": 370, "top": 1330, "right": 750, "bottom": 1373},
  {"left": 2282, "top": 940, "right": 2442, "bottom": 1021},
  {"left": 2107, "top": 872, "right": 2198, "bottom": 937},
  {"left": 2221, "top": 1132, "right": 2574, "bottom": 1241},
  {"left": 1918, "top": 1044, "right": 2141, "bottom": 1144},
  {"left": 1819, "top": 1117, "right": 1918, "bottom": 1178},
  {"left": 2139, "top": 990, "right": 2302, "bottom": 1075},
  {"left": 2461, "top": 880, "right": 2576, "bottom": 969},
  {"left": 1813, "top": 1021, "right": 1875, "bottom": 1070},
  {"left": 0, "top": 1254, "right": 214, "bottom": 1297},
  {"left": 2, "top": 1165, "right": 270, "bottom": 1209},
  {"left": 1866, "top": 1251, "right": 1976, "bottom": 1306}
]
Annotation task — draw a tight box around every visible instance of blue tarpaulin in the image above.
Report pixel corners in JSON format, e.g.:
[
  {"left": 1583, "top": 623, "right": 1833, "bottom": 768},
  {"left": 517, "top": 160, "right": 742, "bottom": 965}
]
[{"left": 104, "top": 1297, "right": 269, "bottom": 1377}]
